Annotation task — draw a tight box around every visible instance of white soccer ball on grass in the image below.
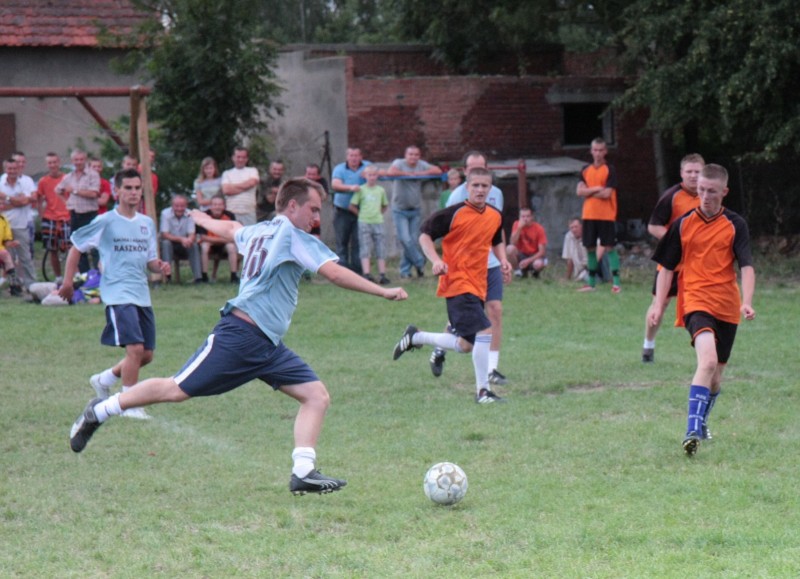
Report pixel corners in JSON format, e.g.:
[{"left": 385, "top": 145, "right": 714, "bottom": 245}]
[{"left": 423, "top": 462, "right": 468, "bottom": 505}]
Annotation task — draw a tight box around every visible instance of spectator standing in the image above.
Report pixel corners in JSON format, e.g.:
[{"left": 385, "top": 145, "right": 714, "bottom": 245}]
[
  {"left": 221, "top": 147, "right": 260, "bottom": 226},
  {"left": 37, "top": 152, "right": 70, "bottom": 280},
  {"left": 11, "top": 152, "right": 37, "bottom": 259},
  {"left": 90, "top": 158, "right": 112, "bottom": 215},
  {"left": 641, "top": 154, "right": 704, "bottom": 363},
  {"left": 0, "top": 157, "right": 37, "bottom": 289},
  {"left": 160, "top": 194, "right": 203, "bottom": 284},
  {"left": 196, "top": 194, "right": 239, "bottom": 283},
  {"left": 387, "top": 145, "right": 442, "bottom": 278},
  {"left": 349, "top": 165, "right": 390, "bottom": 285},
  {"left": 562, "top": 217, "right": 588, "bottom": 282},
  {"left": 194, "top": 157, "right": 222, "bottom": 208},
  {"left": 507, "top": 207, "right": 548, "bottom": 278},
  {"left": 59, "top": 168, "right": 171, "bottom": 420},
  {"left": 331, "top": 147, "right": 371, "bottom": 274},
  {"left": 257, "top": 160, "right": 286, "bottom": 222},
  {"left": 576, "top": 137, "right": 621, "bottom": 293},
  {"left": 57, "top": 149, "right": 100, "bottom": 273}
]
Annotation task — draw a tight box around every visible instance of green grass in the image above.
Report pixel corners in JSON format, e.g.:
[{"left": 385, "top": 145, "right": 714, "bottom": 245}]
[{"left": 1, "top": 257, "right": 798, "bottom": 577}]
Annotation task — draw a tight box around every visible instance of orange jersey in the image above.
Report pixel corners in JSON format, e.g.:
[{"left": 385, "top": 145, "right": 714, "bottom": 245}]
[
  {"left": 580, "top": 163, "right": 617, "bottom": 221},
  {"left": 649, "top": 183, "right": 700, "bottom": 228},
  {"left": 37, "top": 173, "right": 70, "bottom": 221},
  {"left": 421, "top": 201, "right": 503, "bottom": 300},
  {"left": 653, "top": 208, "right": 753, "bottom": 325}
]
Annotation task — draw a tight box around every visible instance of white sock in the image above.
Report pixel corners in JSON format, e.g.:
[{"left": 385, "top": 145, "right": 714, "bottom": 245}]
[
  {"left": 472, "top": 334, "right": 491, "bottom": 393},
  {"left": 292, "top": 447, "right": 316, "bottom": 478},
  {"left": 488, "top": 350, "right": 499, "bottom": 373},
  {"left": 99, "top": 368, "right": 119, "bottom": 388},
  {"left": 644, "top": 339, "right": 656, "bottom": 349},
  {"left": 414, "top": 331, "right": 459, "bottom": 351},
  {"left": 94, "top": 393, "right": 122, "bottom": 423}
]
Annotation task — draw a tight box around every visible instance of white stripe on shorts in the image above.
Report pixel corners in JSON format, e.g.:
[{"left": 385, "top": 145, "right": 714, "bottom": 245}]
[
  {"left": 109, "top": 306, "right": 121, "bottom": 346},
  {"left": 174, "top": 334, "right": 215, "bottom": 385}
]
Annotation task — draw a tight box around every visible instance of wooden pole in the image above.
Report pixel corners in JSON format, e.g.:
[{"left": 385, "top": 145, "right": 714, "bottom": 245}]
[
  {"left": 134, "top": 95, "right": 161, "bottom": 282},
  {"left": 129, "top": 88, "right": 141, "bottom": 162}
]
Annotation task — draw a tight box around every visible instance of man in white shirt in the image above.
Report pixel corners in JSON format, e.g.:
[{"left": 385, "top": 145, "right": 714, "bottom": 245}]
[
  {"left": 0, "top": 157, "right": 37, "bottom": 289},
  {"left": 221, "top": 147, "right": 260, "bottom": 226},
  {"left": 562, "top": 217, "right": 588, "bottom": 281}
]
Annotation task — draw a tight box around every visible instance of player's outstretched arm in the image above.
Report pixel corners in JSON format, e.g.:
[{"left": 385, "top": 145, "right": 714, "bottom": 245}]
[
  {"left": 318, "top": 261, "right": 407, "bottom": 301},
  {"left": 189, "top": 209, "right": 242, "bottom": 242}
]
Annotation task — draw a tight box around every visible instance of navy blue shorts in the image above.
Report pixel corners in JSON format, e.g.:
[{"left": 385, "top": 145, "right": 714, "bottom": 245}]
[
  {"left": 446, "top": 294, "right": 491, "bottom": 345},
  {"left": 101, "top": 304, "right": 156, "bottom": 350},
  {"left": 684, "top": 311, "right": 738, "bottom": 364},
  {"left": 174, "top": 314, "right": 319, "bottom": 397},
  {"left": 486, "top": 266, "right": 503, "bottom": 302}
]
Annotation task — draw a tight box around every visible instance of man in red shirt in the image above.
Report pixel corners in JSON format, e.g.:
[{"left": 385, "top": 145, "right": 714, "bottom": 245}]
[
  {"left": 507, "top": 207, "right": 548, "bottom": 278},
  {"left": 37, "top": 152, "right": 70, "bottom": 278},
  {"left": 392, "top": 168, "right": 512, "bottom": 404}
]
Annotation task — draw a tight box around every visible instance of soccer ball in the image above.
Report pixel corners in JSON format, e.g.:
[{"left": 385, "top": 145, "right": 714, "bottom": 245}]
[{"left": 423, "top": 462, "right": 468, "bottom": 505}]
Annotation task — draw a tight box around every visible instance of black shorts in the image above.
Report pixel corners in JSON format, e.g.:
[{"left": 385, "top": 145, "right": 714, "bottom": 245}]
[
  {"left": 446, "top": 294, "right": 491, "bottom": 345},
  {"left": 101, "top": 304, "right": 156, "bottom": 350},
  {"left": 582, "top": 219, "right": 616, "bottom": 248},
  {"left": 652, "top": 268, "right": 680, "bottom": 298},
  {"left": 684, "top": 311, "right": 738, "bottom": 364}
]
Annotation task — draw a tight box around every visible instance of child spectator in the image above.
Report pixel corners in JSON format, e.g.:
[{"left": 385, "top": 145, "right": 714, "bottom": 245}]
[
  {"left": 349, "top": 165, "right": 390, "bottom": 285},
  {"left": 438, "top": 168, "right": 463, "bottom": 209}
]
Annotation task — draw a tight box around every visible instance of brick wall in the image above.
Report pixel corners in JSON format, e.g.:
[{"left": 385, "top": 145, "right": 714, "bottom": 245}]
[{"left": 337, "top": 49, "right": 657, "bottom": 221}]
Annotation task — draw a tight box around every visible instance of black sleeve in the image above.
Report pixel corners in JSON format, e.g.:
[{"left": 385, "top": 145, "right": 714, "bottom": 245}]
[
  {"left": 421, "top": 203, "right": 461, "bottom": 241},
  {"left": 729, "top": 210, "right": 754, "bottom": 268},
  {"left": 652, "top": 215, "right": 684, "bottom": 270},
  {"left": 649, "top": 184, "right": 680, "bottom": 226}
]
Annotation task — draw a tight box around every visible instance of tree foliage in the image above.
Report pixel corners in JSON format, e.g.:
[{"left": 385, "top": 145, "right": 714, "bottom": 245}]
[
  {"left": 130, "top": 0, "right": 281, "bottom": 164},
  {"left": 616, "top": 0, "right": 800, "bottom": 162}
]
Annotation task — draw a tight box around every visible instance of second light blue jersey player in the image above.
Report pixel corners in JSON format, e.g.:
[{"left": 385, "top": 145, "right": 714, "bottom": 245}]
[{"left": 70, "top": 209, "right": 158, "bottom": 306}]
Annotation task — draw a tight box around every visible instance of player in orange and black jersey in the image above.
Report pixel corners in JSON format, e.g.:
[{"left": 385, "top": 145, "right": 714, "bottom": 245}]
[
  {"left": 392, "top": 168, "right": 513, "bottom": 404},
  {"left": 576, "top": 137, "right": 621, "bottom": 293},
  {"left": 641, "top": 153, "right": 705, "bottom": 362},
  {"left": 649, "top": 164, "right": 756, "bottom": 456}
]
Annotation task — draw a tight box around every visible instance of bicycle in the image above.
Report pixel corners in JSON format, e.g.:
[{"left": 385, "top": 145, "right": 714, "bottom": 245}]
[{"left": 41, "top": 220, "right": 72, "bottom": 282}]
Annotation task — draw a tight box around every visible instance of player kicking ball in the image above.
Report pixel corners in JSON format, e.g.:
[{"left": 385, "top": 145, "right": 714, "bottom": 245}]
[
  {"left": 70, "top": 178, "right": 408, "bottom": 494},
  {"left": 649, "top": 164, "right": 755, "bottom": 456}
]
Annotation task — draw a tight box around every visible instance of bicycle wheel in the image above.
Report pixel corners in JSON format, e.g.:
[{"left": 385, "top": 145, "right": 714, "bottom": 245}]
[{"left": 42, "top": 247, "right": 67, "bottom": 282}]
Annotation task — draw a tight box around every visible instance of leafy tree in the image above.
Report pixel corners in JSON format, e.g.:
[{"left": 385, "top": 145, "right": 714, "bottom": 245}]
[
  {"left": 616, "top": 0, "right": 800, "bottom": 163},
  {"left": 125, "top": 0, "right": 282, "bottom": 165}
]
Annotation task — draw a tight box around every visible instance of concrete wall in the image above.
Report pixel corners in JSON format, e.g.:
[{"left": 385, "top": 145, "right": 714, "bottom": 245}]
[{"left": 0, "top": 47, "right": 145, "bottom": 175}]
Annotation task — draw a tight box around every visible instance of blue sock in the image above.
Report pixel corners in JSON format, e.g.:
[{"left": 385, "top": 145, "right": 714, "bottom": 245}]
[
  {"left": 703, "top": 390, "right": 720, "bottom": 425},
  {"left": 687, "top": 385, "right": 710, "bottom": 436}
]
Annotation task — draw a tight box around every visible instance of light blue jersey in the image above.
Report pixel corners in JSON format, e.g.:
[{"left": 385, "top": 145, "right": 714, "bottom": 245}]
[
  {"left": 70, "top": 209, "right": 157, "bottom": 306},
  {"left": 222, "top": 215, "right": 338, "bottom": 345},
  {"left": 447, "top": 183, "right": 505, "bottom": 268}
]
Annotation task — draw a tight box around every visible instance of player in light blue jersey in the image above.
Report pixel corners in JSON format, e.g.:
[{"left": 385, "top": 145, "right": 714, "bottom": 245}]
[
  {"left": 429, "top": 151, "right": 509, "bottom": 386},
  {"left": 60, "top": 169, "right": 171, "bottom": 420},
  {"left": 69, "top": 178, "right": 408, "bottom": 495}
]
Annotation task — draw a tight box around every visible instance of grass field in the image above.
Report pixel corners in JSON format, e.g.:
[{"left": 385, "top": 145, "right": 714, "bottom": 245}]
[{"left": 1, "top": 256, "right": 798, "bottom": 577}]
